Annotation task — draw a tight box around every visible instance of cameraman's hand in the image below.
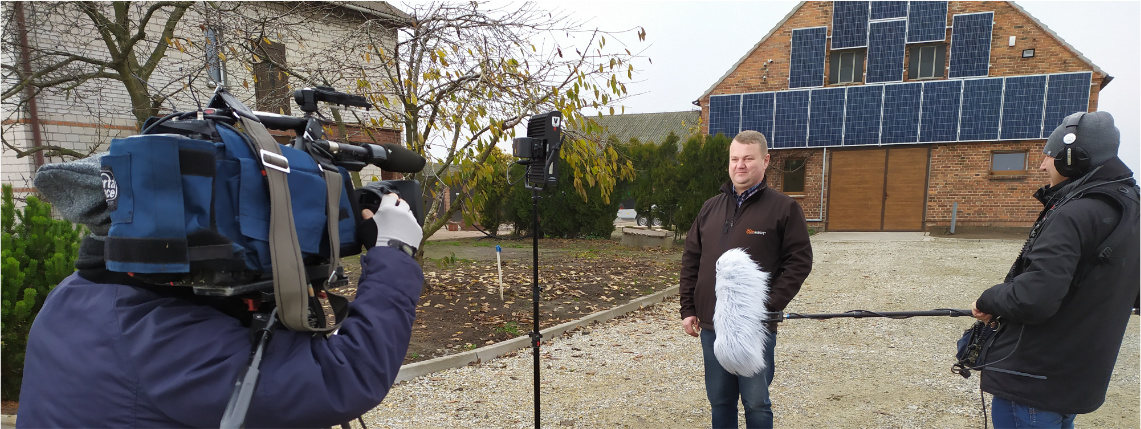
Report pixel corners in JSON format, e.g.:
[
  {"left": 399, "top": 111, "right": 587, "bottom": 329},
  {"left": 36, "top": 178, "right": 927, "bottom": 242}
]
[{"left": 360, "top": 192, "right": 422, "bottom": 256}]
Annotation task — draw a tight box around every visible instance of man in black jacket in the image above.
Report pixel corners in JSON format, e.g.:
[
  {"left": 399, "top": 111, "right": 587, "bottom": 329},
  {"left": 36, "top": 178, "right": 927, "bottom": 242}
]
[
  {"left": 680, "top": 130, "right": 813, "bottom": 428},
  {"left": 971, "top": 111, "right": 1139, "bottom": 428}
]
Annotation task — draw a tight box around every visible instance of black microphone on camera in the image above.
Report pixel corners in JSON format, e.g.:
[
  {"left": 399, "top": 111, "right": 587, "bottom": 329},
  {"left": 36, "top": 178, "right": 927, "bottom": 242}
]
[{"left": 320, "top": 141, "right": 426, "bottom": 173}]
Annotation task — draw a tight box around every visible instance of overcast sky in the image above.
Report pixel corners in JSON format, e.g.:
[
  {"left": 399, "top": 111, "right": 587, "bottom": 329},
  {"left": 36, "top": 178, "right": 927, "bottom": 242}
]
[{"left": 551, "top": 1, "right": 1140, "bottom": 175}]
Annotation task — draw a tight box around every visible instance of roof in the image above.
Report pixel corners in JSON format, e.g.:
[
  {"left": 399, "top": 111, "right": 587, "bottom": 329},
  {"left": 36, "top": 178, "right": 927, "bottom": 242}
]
[
  {"left": 696, "top": 1, "right": 1111, "bottom": 104},
  {"left": 1007, "top": 1, "right": 1110, "bottom": 87},
  {"left": 335, "top": 1, "right": 413, "bottom": 26},
  {"left": 587, "top": 111, "right": 701, "bottom": 145}
]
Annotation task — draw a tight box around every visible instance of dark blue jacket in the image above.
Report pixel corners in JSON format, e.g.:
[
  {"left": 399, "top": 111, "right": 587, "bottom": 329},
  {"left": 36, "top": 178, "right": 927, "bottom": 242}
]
[{"left": 17, "top": 246, "right": 422, "bottom": 428}]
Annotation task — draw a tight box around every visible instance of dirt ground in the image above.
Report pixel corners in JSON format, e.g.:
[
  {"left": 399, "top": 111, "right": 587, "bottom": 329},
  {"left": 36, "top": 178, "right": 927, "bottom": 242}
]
[{"left": 335, "top": 238, "right": 683, "bottom": 364}]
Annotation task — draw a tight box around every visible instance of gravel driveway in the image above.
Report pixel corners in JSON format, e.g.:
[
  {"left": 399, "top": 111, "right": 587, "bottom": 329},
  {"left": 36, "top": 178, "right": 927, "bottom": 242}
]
[{"left": 361, "top": 237, "right": 1139, "bottom": 428}]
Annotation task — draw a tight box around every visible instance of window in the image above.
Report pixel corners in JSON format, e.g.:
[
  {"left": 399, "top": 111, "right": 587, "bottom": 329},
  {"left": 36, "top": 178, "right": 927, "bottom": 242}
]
[
  {"left": 253, "top": 39, "right": 290, "bottom": 115},
  {"left": 783, "top": 158, "right": 806, "bottom": 193},
  {"left": 991, "top": 151, "right": 1027, "bottom": 175},
  {"left": 908, "top": 44, "right": 946, "bottom": 79},
  {"left": 829, "top": 49, "right": 865, "bottom": 84}
]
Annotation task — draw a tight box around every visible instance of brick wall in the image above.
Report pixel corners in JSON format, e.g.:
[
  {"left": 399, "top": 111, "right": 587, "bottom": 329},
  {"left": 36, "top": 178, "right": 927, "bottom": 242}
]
[
  {"left": 697, "top": 1, "right": 1104, "bottom": 230},
  {"left": 926, "top": 141, "right": 1049, "bottom": 228},
  {"left": 766, "top": 149, "right": 827, "bottom": 227}
]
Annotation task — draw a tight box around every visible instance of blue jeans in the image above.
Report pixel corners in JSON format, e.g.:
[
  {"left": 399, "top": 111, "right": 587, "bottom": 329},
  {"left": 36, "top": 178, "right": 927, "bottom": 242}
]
[
  {"left": 991, "top": 396, "right": 1076, "bottom": 428},
  {"left": 700, "top": 328, "right": 777, "bottom": 429}
]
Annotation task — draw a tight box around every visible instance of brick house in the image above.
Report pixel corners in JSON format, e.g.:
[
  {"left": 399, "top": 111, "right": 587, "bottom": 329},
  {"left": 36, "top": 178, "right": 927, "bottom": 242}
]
[
  {"left": 2, "top": 2, "right": 409, "bottom": 202},
  {"left": 697, "top": 1, "right": 1110, "bottom": 231}
]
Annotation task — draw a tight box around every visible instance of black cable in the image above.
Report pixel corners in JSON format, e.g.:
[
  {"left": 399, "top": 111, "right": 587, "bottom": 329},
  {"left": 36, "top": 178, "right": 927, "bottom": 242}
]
[{"left": 980, "top": 386, "right": 988, "bottom": 429}]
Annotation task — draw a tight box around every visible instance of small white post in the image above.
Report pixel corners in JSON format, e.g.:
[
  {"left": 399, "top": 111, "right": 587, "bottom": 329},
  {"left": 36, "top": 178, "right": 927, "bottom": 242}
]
[{"left": 496, "top": 245, "right": 504, "bottom": 300}]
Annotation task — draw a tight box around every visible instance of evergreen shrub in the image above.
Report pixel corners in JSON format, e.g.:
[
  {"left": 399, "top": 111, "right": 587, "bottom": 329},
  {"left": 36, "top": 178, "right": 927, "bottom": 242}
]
[{"left": 1, "top": 184, "right": 84, "bottom": 400}]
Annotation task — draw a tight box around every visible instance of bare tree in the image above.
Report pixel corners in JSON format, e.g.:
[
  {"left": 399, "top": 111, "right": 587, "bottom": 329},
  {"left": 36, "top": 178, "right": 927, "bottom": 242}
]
[
  {"left": 2, "top": 1, "right": 199, "bottom": 162},
  {"left": 343, "top": 2, "right": 647, "bottom": 249}
]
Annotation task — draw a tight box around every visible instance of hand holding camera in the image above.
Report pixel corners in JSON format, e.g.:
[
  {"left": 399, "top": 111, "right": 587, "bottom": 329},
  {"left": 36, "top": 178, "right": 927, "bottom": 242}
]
[{"left": 359, "top": 191, "right": 422, "bottom": 256}]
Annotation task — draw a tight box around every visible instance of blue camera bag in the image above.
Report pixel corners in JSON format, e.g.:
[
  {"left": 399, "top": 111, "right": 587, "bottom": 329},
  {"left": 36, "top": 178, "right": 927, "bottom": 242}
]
[{"left": 101, "top": 121, "right": 359, "bottom": 285}]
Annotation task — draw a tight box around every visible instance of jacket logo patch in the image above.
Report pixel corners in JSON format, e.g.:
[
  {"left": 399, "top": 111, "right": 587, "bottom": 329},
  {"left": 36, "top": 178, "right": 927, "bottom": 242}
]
[{"left": 745, "top": 229, "right": 766, "bottom": 235}]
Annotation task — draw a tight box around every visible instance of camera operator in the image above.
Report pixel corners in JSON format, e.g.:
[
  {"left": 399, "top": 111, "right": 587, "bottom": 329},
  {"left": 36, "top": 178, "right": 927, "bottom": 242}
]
[{"left": 16, "top": 154, "right": 424, "bottom": 428}]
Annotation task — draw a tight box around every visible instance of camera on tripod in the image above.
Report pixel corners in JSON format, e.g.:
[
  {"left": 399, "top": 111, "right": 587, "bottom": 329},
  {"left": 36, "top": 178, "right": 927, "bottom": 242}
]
[{"left": 512, "top": 111, "right": 564, "bottom": 190}]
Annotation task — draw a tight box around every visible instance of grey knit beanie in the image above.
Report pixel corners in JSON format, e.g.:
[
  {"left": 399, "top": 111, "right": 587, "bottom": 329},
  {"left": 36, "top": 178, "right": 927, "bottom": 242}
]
[
  {"left": 1043, "top": 111, "right": 1120, "bottom": 168},
  {"left": 33, "top": 152, "right": 111, "bottom": 235}
]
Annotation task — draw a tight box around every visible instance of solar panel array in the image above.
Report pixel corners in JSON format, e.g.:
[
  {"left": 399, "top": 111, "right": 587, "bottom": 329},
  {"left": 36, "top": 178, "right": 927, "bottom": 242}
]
[
  {"left": 708, "top": 94, "right": 740, "bottom": 138},
  {"left": 881, "top": 83, "right": 922, "bottom": 143},
  {"left": 741, "top": 92, "right": 776, "bottom": 140},
  {"left": 1001, "top": 75, "right": 1047, "bottom": 140},
  {"left": 866, "top": 20, "right": 907, "bottom": 83},
  {"left": 809, "top": 88, "right": 847, "bottom": 146},
  {"left": 832, "top": 2, "right": 870, "bottom": 49},
  {"left": 789, "top": 27, "right": 828, "bottom": 88},
  {"left": 958, "top": 78, "right": 1004, "bottom": 141},
  {"left": 870, "top": 1, "right": 908, "bottom": 20},
  {"left": 709, "top": 72, "right": 1091, "bottom": 148},
  {"left": 907, "top": 1, "right": 948, "bottom": 43},
  {"left": 948, "top": 13, "right": 993, "bottom": 78},
  {"left": 844, "top": 85, "right": 884, "bottom": 145},
  {"left": 1042, "top": 73, "right": 1093, "bottom": 138},
  {"left": 919, "top": 80, "right": 962, "bottom": 142},
  {"left": 773, "top": 91, "right": 811, "bottom": 148}
]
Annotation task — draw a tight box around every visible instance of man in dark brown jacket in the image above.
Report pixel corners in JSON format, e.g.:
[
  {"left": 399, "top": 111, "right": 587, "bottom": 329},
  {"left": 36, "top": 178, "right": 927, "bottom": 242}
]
[{"left": 680, "top": 130, "right": 813, "bottom": 428}]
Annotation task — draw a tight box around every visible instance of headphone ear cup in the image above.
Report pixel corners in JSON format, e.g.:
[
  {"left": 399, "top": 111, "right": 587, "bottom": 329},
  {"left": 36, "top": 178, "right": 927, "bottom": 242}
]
[{"left": 1053, "top": 146, "right": 1091, "bottom": 178}]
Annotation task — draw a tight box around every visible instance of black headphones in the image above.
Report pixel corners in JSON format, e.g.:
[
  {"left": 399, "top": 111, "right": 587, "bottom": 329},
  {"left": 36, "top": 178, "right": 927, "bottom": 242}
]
[{"left": 1054, "top": 112, "right": 1092, "bottom": 178}]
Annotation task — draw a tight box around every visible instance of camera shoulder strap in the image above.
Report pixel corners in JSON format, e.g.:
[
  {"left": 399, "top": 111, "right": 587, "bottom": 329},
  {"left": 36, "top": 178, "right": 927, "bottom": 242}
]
[{"left": 238, "top": 115, "right": 329, "bottom": 333}]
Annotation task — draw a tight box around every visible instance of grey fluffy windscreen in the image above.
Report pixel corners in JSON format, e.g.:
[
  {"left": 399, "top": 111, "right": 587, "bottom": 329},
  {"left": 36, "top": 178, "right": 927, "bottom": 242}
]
[{"left": 713, "top": 247, "right": 771, "bottom": 377}]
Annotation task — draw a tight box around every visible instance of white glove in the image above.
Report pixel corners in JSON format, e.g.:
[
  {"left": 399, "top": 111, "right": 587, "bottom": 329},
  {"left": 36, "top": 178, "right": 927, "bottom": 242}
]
[{"left": 363, "top": 192, "right": 422, "bottom": 256}]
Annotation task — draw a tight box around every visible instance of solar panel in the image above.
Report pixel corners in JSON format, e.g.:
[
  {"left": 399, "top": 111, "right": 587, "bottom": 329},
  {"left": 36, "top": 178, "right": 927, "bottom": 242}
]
[
  {"left": 832, "top": 1, "right": 870, "bottom": 49},
  {"left": 866, "top": 20, "right": 907, "bottom": 83},
  {"left": 958, "top": 78, "right": 1003, "bottom": 141},
  {"left": 789, "top": 27, "right": 828, "bottom": 89},
  {"left": 708, "top": 94, "right": 741, "bottom": 138},
  {"left": 843, "top": 85, "right": 884, "bottom": 145},
  {"left": 1041, "top": 72, "right": 1092, "bottom": 138},
  {"left": 920, "top": 80, "right": 961, "bottom": 142},
  {"left": 906, "top": 1, "right": 948, "bottom": 43},
  {"left": 741, "top": 92, "right": 776, "bottom": 142},
  {"left": 948, "top": 13, "right": 993, "bottom": 78},
  {"left": 870, "top": 1, "right": 908, "bottom": 20},
  {"left": 1000, "top": 75, "right": 1047, "bottom": 140},
  {"left": 881, "top": 82, "right": 922, "bottom": 143},
  {"left": 774, "top": 91, "right": 810, "bottom": 148},
  {"left": 809, "top": 88, "right": 846, "bottom": 147}
]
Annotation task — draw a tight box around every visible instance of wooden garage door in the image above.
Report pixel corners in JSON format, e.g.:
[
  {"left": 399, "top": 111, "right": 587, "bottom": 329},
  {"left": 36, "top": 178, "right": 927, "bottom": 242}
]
[{"left": 827, "top": 147, "right": 929, "bottom": 231}]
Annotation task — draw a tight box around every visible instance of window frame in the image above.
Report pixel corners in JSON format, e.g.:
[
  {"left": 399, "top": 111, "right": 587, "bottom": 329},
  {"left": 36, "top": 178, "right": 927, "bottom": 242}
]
[
  {"left": 782, "top": 157, "right": 807, "bottom": 194},
  {"left": 990, "top": 150, "right": 1028, "bottom": 176},
  {"left": 252, "top": 38, "right": 291, "bottom": 115},
  {"left": 828, "top": 49, "right": 865, "bottom": 85},
  {"left": 907, "top": 43, "right": 946, "bottom": 80}
]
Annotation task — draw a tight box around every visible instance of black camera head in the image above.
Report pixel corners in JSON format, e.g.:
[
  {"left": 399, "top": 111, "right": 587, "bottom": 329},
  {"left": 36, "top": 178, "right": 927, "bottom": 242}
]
[{"left": 512, "top": 111, "right": 564, "bottom": 190}]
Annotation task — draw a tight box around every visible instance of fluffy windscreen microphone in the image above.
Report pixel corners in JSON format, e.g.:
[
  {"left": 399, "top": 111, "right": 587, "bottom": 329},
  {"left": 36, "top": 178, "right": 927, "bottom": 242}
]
[{"left": 713, "top": 247, "right": 772, "bottom": 377}]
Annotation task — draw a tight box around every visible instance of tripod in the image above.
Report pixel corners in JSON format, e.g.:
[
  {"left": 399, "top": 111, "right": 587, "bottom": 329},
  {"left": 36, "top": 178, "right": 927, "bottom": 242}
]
[{"left": 527, "top": 188, "right": 543, "bottom": 429}]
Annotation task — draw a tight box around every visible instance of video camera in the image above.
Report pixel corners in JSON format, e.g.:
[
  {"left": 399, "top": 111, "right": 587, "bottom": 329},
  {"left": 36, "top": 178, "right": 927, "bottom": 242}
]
[
  {"left": 108, "top": 86, "right": 426, "bottom": 305},
  {"left": 512, "top": 111, "right": 564, "bottom": 190}
]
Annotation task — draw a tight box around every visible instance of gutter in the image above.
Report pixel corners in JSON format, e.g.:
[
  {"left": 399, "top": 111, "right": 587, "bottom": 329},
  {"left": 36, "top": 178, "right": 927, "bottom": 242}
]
[{"left": 14, "top": 2, "right": 45, "bottom": 170}]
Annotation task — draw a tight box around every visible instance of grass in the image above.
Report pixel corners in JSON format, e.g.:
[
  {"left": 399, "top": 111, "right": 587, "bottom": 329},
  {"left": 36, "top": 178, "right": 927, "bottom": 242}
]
[{"left": 494, "top": 321, "right": 524, "bottom": 337}]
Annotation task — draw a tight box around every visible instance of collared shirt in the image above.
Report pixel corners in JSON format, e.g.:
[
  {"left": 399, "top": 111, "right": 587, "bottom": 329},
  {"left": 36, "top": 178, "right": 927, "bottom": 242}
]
[{"left": 734, "top": 181, "right": 764, "bottom": 207}]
